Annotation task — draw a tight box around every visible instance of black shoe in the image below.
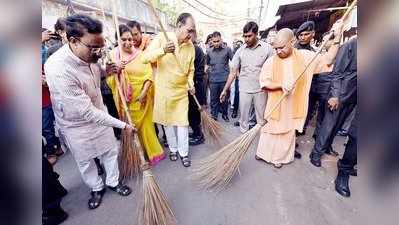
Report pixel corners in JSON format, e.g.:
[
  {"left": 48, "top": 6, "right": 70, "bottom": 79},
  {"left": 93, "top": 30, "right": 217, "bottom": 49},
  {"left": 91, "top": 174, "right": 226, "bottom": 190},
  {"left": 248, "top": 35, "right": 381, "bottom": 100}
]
[
  {"left": 222, "top": 114, "right": 230, "bottom": 122},
  {"left": 294, "top": 150, "right": 302, "bottom": 159},
  {"left": 335, "top": 171, "right": 351, "bottom": 197},
  {"left": 309, "top": 152, "right": 321, "bottom": 167},
  {"left": 108, "top": 183, "right": 132, "bottom": 196},
  {"left": 337, "top": 129, "right": 348, "bottom": 137},
  {"left": 88, "top": 188, "right": 106, "bottom": 209},
  {"left": 234, "top": 121, "right": 240, "bottom": 127},
  {"left": 325, "top": 146, "right": 339, "bottom": 157},
  {"left": 231, "top": 110, "right": 238, "bottom": 118},
  {"left": 189, "top": 136, "right": 205, "bottom": 146},
  {"left": 43, "top": 207, "right": 68, "bottom": 225}
]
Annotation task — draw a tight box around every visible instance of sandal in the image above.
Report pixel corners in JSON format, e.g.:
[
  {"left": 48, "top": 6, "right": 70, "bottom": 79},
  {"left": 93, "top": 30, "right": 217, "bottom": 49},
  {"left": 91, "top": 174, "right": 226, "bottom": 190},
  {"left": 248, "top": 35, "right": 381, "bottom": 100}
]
[
  {"left": 181, "top": 156, "right": 191, "bottom": 167},
  {"left": 169, "top": 152, "right": 178, "bottom": 161},
  {"left": 88, "top": 189, "right": 105, "bottom": 209},
  {"left": 108, "top": 183, "right": 131, "bottom": 196},
  {"left": 273, "top": 163, "right": 283, "bottom": 169}
]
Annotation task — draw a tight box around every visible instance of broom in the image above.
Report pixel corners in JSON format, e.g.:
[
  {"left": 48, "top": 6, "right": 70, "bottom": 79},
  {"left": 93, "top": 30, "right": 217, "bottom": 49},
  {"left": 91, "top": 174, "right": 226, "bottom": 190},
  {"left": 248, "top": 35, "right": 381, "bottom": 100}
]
[
  {"left": 146, "top": 0, "right": 225, "bottom": 145},
  {"left": 101, "top": 2, "right": 142, "bottom": 182},
  {"left": 110, "top": 1, "right": 177, "bottom": 224},
  {"left": 192, "top": 0, "right": 358, "bottom": 191}
]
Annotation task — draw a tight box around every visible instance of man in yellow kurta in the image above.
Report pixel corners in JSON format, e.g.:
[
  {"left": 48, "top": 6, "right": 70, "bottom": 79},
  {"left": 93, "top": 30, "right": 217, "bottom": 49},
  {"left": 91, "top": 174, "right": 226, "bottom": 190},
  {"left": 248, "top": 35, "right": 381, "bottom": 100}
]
[
  {"left": 256, "top": 23, "right": 343, "bottom": 168},
  {"left": 143, "top": 13, "right": 196, "bottom": 167}
]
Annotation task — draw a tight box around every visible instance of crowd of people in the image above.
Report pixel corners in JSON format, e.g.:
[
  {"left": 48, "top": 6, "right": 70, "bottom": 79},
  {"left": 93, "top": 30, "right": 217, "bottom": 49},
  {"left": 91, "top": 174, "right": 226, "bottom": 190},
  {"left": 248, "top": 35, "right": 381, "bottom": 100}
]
[{"left": 42, "top": 11, "right": 357, "bottom": 225}]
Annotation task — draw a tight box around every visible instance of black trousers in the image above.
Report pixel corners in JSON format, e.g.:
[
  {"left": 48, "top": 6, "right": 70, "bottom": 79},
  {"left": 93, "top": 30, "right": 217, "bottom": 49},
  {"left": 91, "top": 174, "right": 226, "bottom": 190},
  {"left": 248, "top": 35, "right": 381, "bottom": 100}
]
[
  {"left": 43, "top": 156, "right": 67, "bottom": 215},
  {"left": 188, "top": 94, "right": 203, "bottom": 137},
  {"left": 233, "top": 79, "right": 239, "bottom": 112},
  {"left": 102, "top": 93, "right": 121, "bottom": 138},
  {"left": 312, "top": 101, "right": 356, "bottom": 157},
  {"left": 311, "top": 92, "right": 329, "bottom": 138},
  {"left": 338, "top": 112, "right": 357, "bottom": 172},
  {"left": 303, "top": 91, "right": 319, "bottom": 131},
  {"left": 209, "top": 82, "right": 229, "bottom": 118}
]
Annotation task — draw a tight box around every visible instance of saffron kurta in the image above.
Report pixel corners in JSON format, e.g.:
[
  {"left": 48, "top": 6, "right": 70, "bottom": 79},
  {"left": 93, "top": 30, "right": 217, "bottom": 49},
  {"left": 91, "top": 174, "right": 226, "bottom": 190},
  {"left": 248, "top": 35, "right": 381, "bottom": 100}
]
[
  {"left": 256, "top": 49, "right": 328, "bottom": 165},
  {"left": 106, "top": 49, "right": 165, "bottom": 165},
  {"left": 44, "top": 45, "right": 126, "bottom": 163},
  {"left": 142, "top": 32, "right": 195, "bottom": 126}
]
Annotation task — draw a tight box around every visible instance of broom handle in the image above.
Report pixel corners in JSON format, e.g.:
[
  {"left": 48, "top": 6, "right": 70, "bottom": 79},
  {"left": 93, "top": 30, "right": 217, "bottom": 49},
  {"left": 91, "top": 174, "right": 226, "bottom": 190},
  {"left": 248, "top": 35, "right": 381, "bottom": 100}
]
[
  {"left": 146, "top": 0, "right": 204, "bottom": 111},
  {"left": 111, "top": 0, "right": 147, "bottom": 163},
  {"left": 262, "top": 0, "right": 357, "bottom": 123}
]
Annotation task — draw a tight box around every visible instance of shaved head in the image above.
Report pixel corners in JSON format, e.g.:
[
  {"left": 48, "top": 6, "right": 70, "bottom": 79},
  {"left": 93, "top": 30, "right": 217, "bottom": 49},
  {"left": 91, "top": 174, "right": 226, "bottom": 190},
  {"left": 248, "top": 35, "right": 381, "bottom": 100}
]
[
  {"left": 273, "top": 28, "right": 295, "bottom": 58},
  {"left": 273, "top": 28, "right": 294, "bottom": 48}
]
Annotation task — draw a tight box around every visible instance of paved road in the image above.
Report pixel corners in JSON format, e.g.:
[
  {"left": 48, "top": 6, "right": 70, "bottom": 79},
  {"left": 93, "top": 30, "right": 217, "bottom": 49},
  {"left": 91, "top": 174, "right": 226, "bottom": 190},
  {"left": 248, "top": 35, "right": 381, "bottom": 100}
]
[{"left": 55, "top": 117, "right": 358, "bottom": 225}]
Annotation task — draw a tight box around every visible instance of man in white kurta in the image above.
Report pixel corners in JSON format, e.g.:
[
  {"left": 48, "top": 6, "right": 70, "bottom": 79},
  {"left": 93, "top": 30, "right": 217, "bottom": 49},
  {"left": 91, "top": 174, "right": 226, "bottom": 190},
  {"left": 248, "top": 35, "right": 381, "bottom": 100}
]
[{"left": 44, "top": 14, "right": 133, "bottom": 209}]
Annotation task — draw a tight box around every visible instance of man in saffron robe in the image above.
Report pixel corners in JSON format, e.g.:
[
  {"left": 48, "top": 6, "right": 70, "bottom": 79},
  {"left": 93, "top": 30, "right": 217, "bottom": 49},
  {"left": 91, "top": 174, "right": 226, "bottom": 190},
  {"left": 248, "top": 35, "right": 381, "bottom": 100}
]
[{"left": 255, "top": 22, "right": 342, "bottom": 168}]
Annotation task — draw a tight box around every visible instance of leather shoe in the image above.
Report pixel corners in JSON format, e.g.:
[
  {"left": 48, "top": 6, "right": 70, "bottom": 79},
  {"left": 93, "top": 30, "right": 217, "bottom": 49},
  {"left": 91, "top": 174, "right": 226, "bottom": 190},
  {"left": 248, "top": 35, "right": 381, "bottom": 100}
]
[
  {"left": 108, "top": 183, "right": 132, "bottom": 196},
  {"left": 43, "top": 207, "right": 68, "bottom": 225},
  {"left": 88, "top": 188, "right": 105, "bottom": 209},
  {"left": 222, "top": 114, "right": 230, "bottom": 122},
  {"left": 231, "top": 110, "right": 238, "bottom": 118},
  {"left": 234, "top": 121, "right": 240, "bottom": 127},
  {"left": 189, "top": 136, "right": 205, "bottom": 146},
  {"left": 335, "top": 171, "right": 351, "bottom": 197},
  {"left": 309, "top": 152, "right": 321, "bottom": 167}
]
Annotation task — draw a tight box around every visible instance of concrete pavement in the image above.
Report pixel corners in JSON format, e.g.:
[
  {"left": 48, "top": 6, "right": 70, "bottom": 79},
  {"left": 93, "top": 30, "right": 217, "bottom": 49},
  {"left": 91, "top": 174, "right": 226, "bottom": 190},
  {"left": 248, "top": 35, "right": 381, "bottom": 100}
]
[{"left": 55, "top": 117, "right": 358, "bottom": 225}]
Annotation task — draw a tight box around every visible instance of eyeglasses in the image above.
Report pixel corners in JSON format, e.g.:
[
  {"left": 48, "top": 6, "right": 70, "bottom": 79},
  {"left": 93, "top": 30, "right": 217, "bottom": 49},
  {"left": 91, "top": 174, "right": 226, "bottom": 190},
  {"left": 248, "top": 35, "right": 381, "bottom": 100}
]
[{"left": 76, "top": 39, "right": 105, "bottom": 54}]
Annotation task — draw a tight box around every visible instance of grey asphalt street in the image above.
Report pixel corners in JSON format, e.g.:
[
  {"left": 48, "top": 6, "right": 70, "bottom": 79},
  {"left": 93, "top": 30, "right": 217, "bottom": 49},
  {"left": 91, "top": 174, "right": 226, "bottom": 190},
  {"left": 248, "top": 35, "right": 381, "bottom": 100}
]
[{"left": 55, "top": 117, "right": 358, "bottom": 225}]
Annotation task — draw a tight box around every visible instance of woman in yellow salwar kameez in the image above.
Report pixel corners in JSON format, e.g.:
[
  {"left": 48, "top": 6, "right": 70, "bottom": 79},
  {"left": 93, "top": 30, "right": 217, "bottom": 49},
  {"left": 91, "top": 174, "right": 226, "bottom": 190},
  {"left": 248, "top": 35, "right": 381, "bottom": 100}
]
[{"left": 107, "top": 25, "right": 165, "bottom": 166}]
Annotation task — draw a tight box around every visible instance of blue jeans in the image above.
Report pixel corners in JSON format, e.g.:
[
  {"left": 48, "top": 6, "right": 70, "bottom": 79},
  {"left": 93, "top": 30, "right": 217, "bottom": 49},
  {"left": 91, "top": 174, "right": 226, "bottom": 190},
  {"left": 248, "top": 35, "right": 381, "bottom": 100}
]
[{"left": 42, "top": 105, "right": 59, "bottom": 155}]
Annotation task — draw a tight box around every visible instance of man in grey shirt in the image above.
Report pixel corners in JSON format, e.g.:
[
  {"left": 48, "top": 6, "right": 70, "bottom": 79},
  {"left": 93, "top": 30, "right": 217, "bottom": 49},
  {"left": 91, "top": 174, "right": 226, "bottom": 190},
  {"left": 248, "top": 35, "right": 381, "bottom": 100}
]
[
  {"left": 220, "top": 21, "right": 274, "bottom": 133},
  {"left": 206, "top": 31, "right": 233, "bottom": 122}
]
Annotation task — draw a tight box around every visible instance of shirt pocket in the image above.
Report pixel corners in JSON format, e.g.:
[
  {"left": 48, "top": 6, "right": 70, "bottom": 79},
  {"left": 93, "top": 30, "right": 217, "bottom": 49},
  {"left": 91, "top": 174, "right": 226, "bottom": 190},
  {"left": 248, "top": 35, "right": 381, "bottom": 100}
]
[{"left": 255, "top": 54, "right": 268, "bottom": 67}]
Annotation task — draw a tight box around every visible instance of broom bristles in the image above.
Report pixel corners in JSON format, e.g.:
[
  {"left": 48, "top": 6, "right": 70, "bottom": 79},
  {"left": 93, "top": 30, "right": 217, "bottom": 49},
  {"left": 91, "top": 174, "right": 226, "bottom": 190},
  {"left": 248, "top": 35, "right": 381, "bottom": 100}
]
[
  {"left": 200, "top": 110, "right": 225, "bottom": 146},
  {"left": 138, "top": 169, "right": 177, "bottom": 225},
  {"left": 192, "top": 124, "right": 262, "bottom": 192},
  {"left": 118, "top": 114, "right": 142, "bottom": 182}
]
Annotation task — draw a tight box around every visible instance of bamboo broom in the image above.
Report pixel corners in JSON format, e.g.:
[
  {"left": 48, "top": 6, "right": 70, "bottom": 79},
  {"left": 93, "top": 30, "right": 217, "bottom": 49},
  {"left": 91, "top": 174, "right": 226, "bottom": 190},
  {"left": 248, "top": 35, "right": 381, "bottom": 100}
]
[
  {"left": 110, "top": 1, "right": 177, "bottom": 224},
  {"left": 104, "top": 1, "right": 142, "bottom": 181},
  {"left": 192, "top": 0, "right": 358, "bottom": 192},
  {"left": 146, "top": 0, "right": 225, "bottom": 145}
]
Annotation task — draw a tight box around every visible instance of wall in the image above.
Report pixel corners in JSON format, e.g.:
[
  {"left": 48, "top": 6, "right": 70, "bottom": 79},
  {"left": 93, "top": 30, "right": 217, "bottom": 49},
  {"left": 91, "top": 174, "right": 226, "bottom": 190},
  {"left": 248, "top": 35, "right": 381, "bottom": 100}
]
[{"left": 42, "top": 0, "right": 174, "bottom": 42}]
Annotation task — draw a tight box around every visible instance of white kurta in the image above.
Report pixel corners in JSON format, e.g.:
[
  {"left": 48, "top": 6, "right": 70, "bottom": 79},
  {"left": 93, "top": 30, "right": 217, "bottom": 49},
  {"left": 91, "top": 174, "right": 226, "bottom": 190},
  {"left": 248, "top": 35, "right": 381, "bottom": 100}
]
[{"left": 44, "top": 45, "right": 126, "bottom": 162}]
